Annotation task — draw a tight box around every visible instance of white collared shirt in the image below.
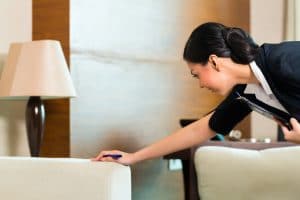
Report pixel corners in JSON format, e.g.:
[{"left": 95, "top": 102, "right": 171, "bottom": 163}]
[{"left": 244, "top": 61, "right": 288, "bottom": 112}]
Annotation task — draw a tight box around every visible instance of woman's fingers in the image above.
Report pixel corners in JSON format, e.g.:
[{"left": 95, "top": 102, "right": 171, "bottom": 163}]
[
  {"left": 92, "top": 150, "right": 115, "bottom": 161},
  {"left": 100, "top": 156, "right": 117, "bottom": 162},
  {"left": 290, "top": 118, "right": 300, "bottom": 132},
  {"left": 282, "top": 125, "right": 293, "bottom": 140},
  {"left": 91, "top": 150, "right": 130, "bottom": 164},
  {"left": 91, "top": 151, "right": 106, "bottom": 161},
  {"left": 282, "top": 118, "right": 300, "bottom": 143}
]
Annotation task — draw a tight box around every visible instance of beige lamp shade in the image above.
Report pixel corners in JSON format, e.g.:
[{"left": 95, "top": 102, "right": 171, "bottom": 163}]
[{"left": 0, "top": 40, "right": 76, "bottom": 99}]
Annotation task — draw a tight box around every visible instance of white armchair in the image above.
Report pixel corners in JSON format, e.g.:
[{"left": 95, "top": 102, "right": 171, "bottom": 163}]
[
  {"left": 164, "top": 141, "right": 299, "bottom": 200},
  {"left": 0, "top": 157, "right": 131, "bottom": 200}
]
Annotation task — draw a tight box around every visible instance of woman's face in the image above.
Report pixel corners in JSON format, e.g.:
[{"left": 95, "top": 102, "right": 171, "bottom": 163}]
[{"left": 187, "top": 61, "right": 235, "bottom": 95}]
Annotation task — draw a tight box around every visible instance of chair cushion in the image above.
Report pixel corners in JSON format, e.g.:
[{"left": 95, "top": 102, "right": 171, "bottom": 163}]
[{"left": 194, "top": 146, "right": 300, "bottom": 200}]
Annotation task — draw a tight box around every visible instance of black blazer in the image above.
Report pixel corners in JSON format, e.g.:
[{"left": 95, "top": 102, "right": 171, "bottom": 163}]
[
  {"left": 256, "top": 41, "right": 300, "bottom": 119},
  {"left": 208, "top": 41, "right": 300, "bottom": 135}
]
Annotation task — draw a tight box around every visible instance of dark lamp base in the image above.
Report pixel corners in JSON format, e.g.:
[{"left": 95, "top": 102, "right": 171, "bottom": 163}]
[{"left": 25, "top": 96, "right": 45, "bottom": 157}]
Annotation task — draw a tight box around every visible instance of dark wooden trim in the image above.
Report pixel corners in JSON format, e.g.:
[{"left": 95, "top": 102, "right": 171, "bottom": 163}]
[
  {"left": 164, "top": 141, "right": 299, "bottom": 200},
  {"left": 32, "top": 0, "right": 70, "bottom": 157}
]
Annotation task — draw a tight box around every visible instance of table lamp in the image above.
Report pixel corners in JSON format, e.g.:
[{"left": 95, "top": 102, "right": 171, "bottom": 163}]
[{"left": 0, "top": 40, "right": 76, "bottom": 157}]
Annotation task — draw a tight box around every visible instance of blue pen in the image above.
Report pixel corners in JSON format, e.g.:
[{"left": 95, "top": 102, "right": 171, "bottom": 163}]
[{"left": 103, "top": 154, "right": 122, "bottom": 159}]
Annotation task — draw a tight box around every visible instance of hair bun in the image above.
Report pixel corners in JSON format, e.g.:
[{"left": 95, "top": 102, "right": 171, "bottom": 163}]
[
  {"left": 221, "top": 27, "right": 258, "bottom": 64},
  {"left": 222, "top": 28, "right": 247, "bottom": 47}
]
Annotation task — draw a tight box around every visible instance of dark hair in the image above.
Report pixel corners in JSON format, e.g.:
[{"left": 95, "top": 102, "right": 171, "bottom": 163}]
[{"left": 183, "top": 22, "right": 259, "bottom": 64}]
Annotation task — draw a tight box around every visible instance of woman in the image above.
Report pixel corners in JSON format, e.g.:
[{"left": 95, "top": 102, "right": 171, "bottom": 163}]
[{"left": 92, "top": 22, "right": 300, "bottom": 165}]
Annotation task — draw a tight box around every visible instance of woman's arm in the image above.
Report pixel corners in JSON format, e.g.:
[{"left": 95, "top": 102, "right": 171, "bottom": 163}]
[{"left": 92, "top": 112, "right": 216, "bottom": 165}]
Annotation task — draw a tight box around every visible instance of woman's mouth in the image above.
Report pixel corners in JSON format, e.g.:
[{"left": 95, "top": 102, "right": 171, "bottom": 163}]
[{"left": 208, "top": 88, "right": 216, "bottom": 92}]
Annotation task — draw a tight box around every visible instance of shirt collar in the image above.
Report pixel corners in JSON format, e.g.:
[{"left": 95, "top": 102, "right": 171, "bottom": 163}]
[{"left": 249, "top": 61, "right": 273, "bottom": 95}]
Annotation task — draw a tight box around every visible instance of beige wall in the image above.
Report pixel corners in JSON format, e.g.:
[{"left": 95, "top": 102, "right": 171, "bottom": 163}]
[
  {"left": 0, "top": 0, "right": 32, "bottom": 155},
  {"left": 251, "top": 0, "right": 284, "bottom": 45},
  {"left": 250, "top": 0, "right": 285, "bottom": 140}
]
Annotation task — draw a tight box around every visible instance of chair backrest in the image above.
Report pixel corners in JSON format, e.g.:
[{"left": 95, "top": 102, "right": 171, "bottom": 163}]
[{"left": 195, "top": 145, "right": 300, "bottom": 200}]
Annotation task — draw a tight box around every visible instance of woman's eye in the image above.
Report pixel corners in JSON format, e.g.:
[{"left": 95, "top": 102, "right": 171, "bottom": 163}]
[
  {"left": 192, "top": 74, "right": 199, "bottom": 79},
  {"left": 190, "top": 71, "right": 199, "bottom": 79}
]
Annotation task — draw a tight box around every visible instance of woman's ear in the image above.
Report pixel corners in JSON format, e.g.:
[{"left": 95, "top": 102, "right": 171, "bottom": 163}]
[{"left": 208, "top": 55, "right": 220, "bottom": 71}]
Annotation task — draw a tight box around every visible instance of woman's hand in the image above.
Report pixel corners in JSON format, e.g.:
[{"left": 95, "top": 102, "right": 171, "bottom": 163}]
[
  {"left": 281, "top": 118, "right": 300, "bottom": 144},
  {"left": 91, "top": 150, "right": 136, "bottom": 165}
]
